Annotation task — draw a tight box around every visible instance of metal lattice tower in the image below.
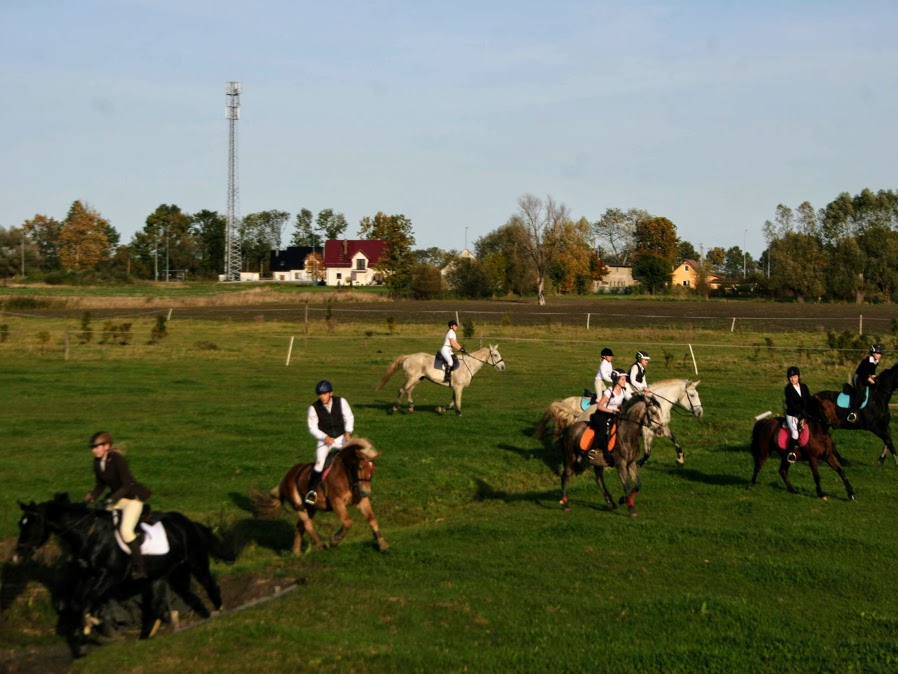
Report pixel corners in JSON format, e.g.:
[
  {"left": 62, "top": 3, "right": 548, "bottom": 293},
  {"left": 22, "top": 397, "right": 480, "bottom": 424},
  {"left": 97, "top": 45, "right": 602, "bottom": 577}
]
[{"left": 224, "top": 81, "right": 242, "bottom": 281}]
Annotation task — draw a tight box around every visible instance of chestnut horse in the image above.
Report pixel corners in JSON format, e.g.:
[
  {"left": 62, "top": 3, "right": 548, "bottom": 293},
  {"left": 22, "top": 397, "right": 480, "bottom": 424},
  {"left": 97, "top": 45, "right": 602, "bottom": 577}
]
[
  {"left": 559, "top": 397, "right": 664, "bottom": 518},
  {"left": 251, "top": 438, "right": 388, "bottom": 554},
  {"left": 749, "top": 416, "right": 855, "bottom": 500}
]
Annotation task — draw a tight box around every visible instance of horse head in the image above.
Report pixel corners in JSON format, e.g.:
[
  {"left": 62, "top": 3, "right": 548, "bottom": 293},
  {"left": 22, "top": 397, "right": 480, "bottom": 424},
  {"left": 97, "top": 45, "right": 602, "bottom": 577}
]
[
  {"left": 13, "top": 500, "right": 50, "bottom": 564},
  {"left": 342, "top": 438, "right": 381, "bottom": 498},
  {"left": 681, "top": 380, "right": 704, "bottom": 419},
  {"left": 488, "top": 344, "right": 505, "bottom": 372},
  {"left": 642, "top": 395, "right": 666, "bottom": 434}
]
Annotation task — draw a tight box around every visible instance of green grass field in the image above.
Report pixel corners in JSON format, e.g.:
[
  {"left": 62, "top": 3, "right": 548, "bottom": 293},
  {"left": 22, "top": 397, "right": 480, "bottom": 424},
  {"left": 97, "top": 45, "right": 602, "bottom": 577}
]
[{"left": 2, "top": 308, "right": 898, "bottom": 673}]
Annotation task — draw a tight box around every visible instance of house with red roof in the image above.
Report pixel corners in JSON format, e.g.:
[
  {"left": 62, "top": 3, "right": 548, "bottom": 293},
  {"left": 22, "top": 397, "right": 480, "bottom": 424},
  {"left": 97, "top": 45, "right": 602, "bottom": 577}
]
[{"left": 322, "top": 239, "right": 387, "bottom": 286}]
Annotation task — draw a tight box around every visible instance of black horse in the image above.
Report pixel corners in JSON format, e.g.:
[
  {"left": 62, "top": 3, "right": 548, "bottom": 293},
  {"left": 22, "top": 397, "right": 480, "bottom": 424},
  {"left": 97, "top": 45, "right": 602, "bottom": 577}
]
[
  {"left": 815, "top": 364, "right": 898, "bottom": 467},
  {"left": 13, "top": 493, "right": 233, "bottom": 643}
]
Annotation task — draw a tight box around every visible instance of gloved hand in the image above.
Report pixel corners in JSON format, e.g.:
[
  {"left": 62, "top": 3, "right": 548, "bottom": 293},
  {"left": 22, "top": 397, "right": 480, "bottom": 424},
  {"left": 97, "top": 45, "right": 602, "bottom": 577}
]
[{"left": 101, "top": 499, "right": 114, "bottom": 511}]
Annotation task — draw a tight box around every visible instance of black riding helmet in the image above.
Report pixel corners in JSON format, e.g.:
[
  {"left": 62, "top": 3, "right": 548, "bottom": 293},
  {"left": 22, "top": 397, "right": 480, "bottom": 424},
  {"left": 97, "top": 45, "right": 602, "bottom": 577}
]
[
  {"left": 787, "top": 366, "right": 800, "bottom": 378},
  {"left": 315, "top": 380, "right": 333, "bottom": 395},
  {"left": 601, "top": 348, "right": 614, "bottom": 357},
  {"left": 448, "top": 319, "right": 459, "bottom": 328},
  {"left": 871, "top": 344, "right": 884, "bottom": 354}
]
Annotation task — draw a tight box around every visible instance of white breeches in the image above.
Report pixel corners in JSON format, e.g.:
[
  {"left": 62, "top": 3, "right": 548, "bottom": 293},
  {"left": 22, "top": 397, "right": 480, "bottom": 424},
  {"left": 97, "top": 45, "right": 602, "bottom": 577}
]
[
  {"left": 785, "top": 415, "right": 800, "bottom": 440},
  {"left": 314, "top": 436, "right": 347, "bottom": 471},
  {"left": 439, "top": 346, "right": 454, "bottom": 368}
]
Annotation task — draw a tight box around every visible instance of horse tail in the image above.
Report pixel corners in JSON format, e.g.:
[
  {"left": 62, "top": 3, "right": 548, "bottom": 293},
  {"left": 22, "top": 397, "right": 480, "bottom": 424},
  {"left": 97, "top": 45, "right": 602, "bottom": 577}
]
[
  {"left": 533, "top": 409, "right": 551, "bottom": 441},
  {"left": 376, "top": 355, "right": 405, "bottom": 390},
  {"left": 192, "top": 521, "right": 237, "bottom": 563},
  {"left": 546, "top": 400, "right": 581, "bottom": 443},
  {"left": 249, "top": 485, "right": 283, "bottom": 518}
]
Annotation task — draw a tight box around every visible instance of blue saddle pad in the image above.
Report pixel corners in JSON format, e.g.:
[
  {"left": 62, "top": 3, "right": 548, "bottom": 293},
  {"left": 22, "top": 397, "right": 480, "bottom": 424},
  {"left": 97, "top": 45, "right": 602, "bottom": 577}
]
[
  {"left": 836, "top": 388, "right": 869, "bottom": 409},
  {"left": 580, "top": 397, "right": 593, "bottom": 411}
]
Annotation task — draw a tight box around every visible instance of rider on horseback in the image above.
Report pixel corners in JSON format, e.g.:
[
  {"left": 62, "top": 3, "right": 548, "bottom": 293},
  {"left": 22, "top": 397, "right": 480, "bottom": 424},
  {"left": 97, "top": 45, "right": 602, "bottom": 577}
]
[
  {"left": 848, "top": 344, "right": 883, "bottom": 423},
  {"left": 305, "top": 380, "right": 354, "bottom": 506},
  {"left": 629, "top": 351, "right": 651, "bottom": 395},
  {"left": 784, "top": 366, "right": 810, "bottom": 464},
  {"left": 84, "top": 431, "right": 151, "bottom": 579},
  {"left": 588, "top": 369, "right": 630, "bottom": 467},
  {"left": 594, "top": 347, "right": 615, "bottom": 393},
  {"left": 439, "top": 319, "right": 464, "bottom": 383}
]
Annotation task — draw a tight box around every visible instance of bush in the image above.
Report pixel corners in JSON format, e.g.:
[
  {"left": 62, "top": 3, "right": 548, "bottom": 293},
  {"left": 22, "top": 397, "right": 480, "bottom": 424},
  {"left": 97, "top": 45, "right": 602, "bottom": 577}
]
[
  {"left": 445, "top": 258, "right": 491, "bottom": 299},
  {"left": 462, "top": 318, "right": 475, "bottom": 339},
  {"left": 79, "top": 311, "right": 93, "bottom": 344},
  {"left": 149, "top": 315, "right": 168, "bottom": 344}
]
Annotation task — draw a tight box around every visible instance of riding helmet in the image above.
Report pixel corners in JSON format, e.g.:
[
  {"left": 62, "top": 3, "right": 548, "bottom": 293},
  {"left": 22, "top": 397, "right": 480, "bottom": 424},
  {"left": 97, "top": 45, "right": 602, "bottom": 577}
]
[
  {"left": 601, "top": 348, "right": 614, "bottom": 357},
  {"left": 636, "top": 351, "right": 651, "bottom": 361},
  {"left": 610, "top": 369, "right": 628, "bottom": 381},
  {"left": 315, "top": 380, "right": 333, "bottom": 395},
  {"left": 89, "top": 431, "right": 113, "bottom": 448},
  {"left": 448, "top": 319, "right": 459, "bottom": 328},
  {"left": 870, "top": 344, "right": 884, "bottom": 354},
  {"left": 786, "top": 366, "right": 800, "bottom": 378}
]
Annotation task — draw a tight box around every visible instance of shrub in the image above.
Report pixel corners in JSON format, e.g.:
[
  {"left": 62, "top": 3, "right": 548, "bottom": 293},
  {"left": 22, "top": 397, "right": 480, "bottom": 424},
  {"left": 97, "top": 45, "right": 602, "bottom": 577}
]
[
  {"left": 409, "top": 264, "right": 443, "bottom": 300},
  {"left": 462, "top": 318, "right": 475, "bottom": 339},
  {"left": 79, "top": 311, "right": 93, "bottom": 344},
  {"left": 149, "top": 315, "right": 168, "bottom": 344}
]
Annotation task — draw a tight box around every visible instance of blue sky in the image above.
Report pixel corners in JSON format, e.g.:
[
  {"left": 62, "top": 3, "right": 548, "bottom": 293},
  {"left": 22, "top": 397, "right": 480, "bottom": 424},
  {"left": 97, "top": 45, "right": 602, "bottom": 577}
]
[{"left": 1, "top": 1, "right": 896, "bottom": 258}]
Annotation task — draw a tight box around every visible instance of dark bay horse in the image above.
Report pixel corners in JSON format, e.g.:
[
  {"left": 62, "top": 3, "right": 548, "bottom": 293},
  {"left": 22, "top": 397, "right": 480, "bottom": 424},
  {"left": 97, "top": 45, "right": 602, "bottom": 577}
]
[
  {"left": 250, "top": 437, "right": 388, "bottom": 554},
  {"left": 559, "top": 397, "right": 664, "bottom": 518},
  {"left": 13, "top": 493, "right": 232, "bottom": 642},
  {"left": 376, "top": 344, "right": 505, "bottom": 415},
  {"left": 749, "top": 416, "right": 855, "bottom": 500},
  {"left": 815, "top": 363, "right": 898, "bottom": 467}
]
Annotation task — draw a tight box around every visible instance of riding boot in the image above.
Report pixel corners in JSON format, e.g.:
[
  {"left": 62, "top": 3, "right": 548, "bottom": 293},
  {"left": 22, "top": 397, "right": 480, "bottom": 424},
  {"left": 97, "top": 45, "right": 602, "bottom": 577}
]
[
  {"left": 127, "top": 539, "right": 147, "bottom": 579},
  {"left": 786, "top": 439, "right": 797, "bottom": 464},
  {"left": 443, "top": 364, "right": 451, "bottom": 383},
  {"left": 305, "top": 469, "right": 323, "bottom": 506}
]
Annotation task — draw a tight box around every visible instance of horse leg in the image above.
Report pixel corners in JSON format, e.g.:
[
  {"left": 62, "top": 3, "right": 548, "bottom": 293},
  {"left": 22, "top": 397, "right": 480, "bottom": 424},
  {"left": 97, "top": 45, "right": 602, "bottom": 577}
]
[
  {"left": 294, "top": 510, "right": 325, "bottom": 553},
  {"left": 329, "top": 500, "right": 353, "bottom": 548},
  {"left": 807, "top": 456, "right": 827, "bottom": 499},
  {"left": 594, "top": 466, "right": 616, "bottom": 510},
  {"left": 139, "top": 579, "right": 168, "bottom": 639},
  {"left": 670, "top": 431, "right": 684, "bottom": 465},
  {"left": 453, "top": 384, "right": 463, "bottom": 416},
  {"left": 168, "top": 566, "right": 213, "bottom": 618},
  {"left": 560, "top": 463, "right": 573, "bottom": 511},
  {"left": 823, "top": 451, "right": 856, "bottom": 501},
  {"left": 637, "top": 428, "right": 653, "bottom": 468},
  {"left": 356, "top": 496, "right": 389, "bottom": 552},
  {"left": 616, "top": 463, "right": 638, "bottom": 517},
  {"left": 778, "top": 456, "right": 799, "bottom": 494},
  {"left": 404, "top": 376, "right": 418, "bottom": 413}
]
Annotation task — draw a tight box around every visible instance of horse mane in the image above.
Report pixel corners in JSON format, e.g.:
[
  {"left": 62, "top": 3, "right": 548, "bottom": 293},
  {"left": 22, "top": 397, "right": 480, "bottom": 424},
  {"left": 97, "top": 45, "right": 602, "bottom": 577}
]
[{"left": 338, "top": 437, "right": 380, "bottom": 462}]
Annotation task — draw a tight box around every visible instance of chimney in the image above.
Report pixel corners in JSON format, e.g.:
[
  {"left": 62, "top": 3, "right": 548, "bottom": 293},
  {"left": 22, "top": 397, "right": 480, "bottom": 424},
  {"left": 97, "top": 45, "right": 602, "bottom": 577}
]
[{"left": 342, "top": 240, "right": 348, "bottom": 259}]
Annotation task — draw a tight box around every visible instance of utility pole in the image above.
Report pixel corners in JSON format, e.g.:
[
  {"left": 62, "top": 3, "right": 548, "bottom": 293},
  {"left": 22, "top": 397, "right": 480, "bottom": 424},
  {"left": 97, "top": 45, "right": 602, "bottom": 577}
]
[{"left": 743, "top": 229, "right": 747, "bottom": 278}]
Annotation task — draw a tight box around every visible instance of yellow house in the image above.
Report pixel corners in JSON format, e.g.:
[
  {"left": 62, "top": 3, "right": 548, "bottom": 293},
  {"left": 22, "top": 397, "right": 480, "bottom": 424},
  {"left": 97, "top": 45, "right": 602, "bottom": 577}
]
[{"left": 671, "top": 260, "right": 720, "bottom": 290}]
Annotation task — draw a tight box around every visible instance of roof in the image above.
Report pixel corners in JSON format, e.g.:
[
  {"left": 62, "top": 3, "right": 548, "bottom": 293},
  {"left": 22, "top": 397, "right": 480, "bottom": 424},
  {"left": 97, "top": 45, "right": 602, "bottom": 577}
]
[
  {"left": 323, "top": 240, "right": 387, "bottom": 267},
  {"left": 270, "top": 246, "right": 314, "bottom": 272}
]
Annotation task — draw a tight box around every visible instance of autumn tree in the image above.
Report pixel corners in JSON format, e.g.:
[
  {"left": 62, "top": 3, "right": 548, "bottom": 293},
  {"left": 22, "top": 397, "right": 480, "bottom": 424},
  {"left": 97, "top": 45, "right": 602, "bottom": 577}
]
[
  {"left": 475, "top": 223, "right": 534, "bottom": 296},
  {"left": 58, "top": 201, "right": 111, "bottom": 271},
  {"left": 358, "top": 212, "right": 416, "bottom": 296},
  {"left": 704, "top": 247, "right": 726, "bottom": 273},
  {"left": 634, "top": 216, "right": 678, "bottom": 264},
  {"left": 547, "top": 216, "right": 595, "bottom": 294},
  {"left": 509, "top": 193, "right": 571, "bottom": 305}
]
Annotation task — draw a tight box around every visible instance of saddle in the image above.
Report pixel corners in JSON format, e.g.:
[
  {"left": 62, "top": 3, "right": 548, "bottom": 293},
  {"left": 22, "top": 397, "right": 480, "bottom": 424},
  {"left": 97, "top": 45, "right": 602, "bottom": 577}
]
[
  {"left": 777, "top": 423, "right": 810, "bottom": 451},
  {"left": 111, "top": 507, "right": 170, "bottom": 556},
  {"left": 433, "top": 352, "right": 460, "bottom": 371},
  {"left": 579, "top": 420, "right": 618, "bottom": 453},
  {"left": 836, "top": 385, "right": 869, "bottom": 410},
  {"left": 580, "top": 389, "right": 597, "bottom": 411}
]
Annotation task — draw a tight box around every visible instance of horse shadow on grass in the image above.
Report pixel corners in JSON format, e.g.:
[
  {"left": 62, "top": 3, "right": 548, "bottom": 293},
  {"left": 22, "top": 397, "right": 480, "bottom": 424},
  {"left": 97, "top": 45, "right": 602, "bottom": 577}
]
[
  {"left": 498, "top": 435, "right": 563, "bottom": 475},
  {"left": 472, "top": 478, "right": 610, "bottom": 513},
  {"left": 227, "top": 491, "right": 296, "bottom": 555}
]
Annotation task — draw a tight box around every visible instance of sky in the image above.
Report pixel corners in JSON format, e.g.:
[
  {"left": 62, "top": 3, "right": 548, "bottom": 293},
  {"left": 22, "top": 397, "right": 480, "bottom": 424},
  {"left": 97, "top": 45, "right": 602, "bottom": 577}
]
[{"left": 1, "top": 1, "right": 897, "bottom": 259}]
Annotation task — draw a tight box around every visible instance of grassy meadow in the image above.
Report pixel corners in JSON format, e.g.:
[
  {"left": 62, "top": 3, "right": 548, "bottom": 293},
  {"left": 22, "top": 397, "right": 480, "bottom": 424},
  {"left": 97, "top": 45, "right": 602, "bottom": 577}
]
[{"left": 2, "top": 304, "right": 898, "bottom": 673}]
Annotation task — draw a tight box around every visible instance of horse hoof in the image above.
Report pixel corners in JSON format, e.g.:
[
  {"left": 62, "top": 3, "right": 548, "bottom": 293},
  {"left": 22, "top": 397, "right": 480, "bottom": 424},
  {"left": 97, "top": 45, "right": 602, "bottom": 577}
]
[
  {"left": 149, "top": 618, "right": 162, "bottom": 638},
  {"left": 436, "top": 406, "right": 444, "bottom": 415},
  {"left": 378, "top": 540, "right": 390, "bottom": 552},
  {"left": 629, "top": 511, "right": 638, "bottom": 518},
  {"left": 821, "top": 495, "right": 829, "bottom": 501},
  {"left": 676, "top": 457, "right": 685, "bottom": 466},
  {"left": 455, "top": 410, "right": 462, "bottom": 416}
]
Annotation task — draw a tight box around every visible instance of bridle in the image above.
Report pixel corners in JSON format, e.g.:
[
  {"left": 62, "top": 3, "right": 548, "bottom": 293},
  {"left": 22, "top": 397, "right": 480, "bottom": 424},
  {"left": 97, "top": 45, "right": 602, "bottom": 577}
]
[
  {"left": 349, "top": 455, "right": 377, "bottom": 498},
  {"left": 460, "top": 348, "right": 504, "bottom": 371},
  {"left": 652, "top": 385, "right": 703, "bottom": 418}
]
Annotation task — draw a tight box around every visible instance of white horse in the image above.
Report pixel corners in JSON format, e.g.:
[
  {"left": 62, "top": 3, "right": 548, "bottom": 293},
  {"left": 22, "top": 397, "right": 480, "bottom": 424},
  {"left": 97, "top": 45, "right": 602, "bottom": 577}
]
[
  {"left": 376, "top": 344, "right": 505, "bottom": 415},
  {"left": 576, "top": 379, "right": 703, "bottom": 465}
]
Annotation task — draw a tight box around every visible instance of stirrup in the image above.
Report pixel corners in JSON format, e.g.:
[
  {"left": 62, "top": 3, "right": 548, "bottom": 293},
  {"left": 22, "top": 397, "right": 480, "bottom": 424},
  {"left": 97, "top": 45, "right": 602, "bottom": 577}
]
[
  {"left": 846, "top": 412, "right": 858, "bottom": 423},
  {"left": 304, "top": 490, "right": 317, "bottom": 505},
  {"left": 786, "top": 451, "right": 797, "bottom": 464}
]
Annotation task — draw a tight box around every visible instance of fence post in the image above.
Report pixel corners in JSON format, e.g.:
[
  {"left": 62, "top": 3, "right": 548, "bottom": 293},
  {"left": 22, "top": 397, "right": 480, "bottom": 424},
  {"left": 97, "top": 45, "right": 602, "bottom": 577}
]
[
  {"left": 859, "top": 314, "right": 863, "bottom": 336},
  {"left": 586, "top": 313, "right": 591, "bottom": 330},
  {"left": 167, "top": 308, "right": 173, "bottom": 321},
  {"left": 64, "top": 329, "right": 70, "bottom": 361},
  {"left": 731, "top": 318, "right": 736, "bottom": 333},
  {"left": 286, "top": 336, "right": 295, "bottom": 366},
  {"left": 688, "top": 343, "right": 698, "bottom": 375},
  {"left": 304, "top": 304, "right": 309, "bottom": 335}
]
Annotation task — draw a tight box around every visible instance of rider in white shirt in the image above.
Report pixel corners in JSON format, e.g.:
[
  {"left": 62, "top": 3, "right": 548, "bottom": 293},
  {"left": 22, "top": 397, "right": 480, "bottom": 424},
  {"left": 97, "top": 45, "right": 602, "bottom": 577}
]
[
  {"left": 594, "top": 347, "right": 615, "bottom": 394},
  {"left": 629, "top": 351, "right": 651, "bottom": 395},
  {"left": 439, "top": 319, "right": 464, "bottom": 383}
]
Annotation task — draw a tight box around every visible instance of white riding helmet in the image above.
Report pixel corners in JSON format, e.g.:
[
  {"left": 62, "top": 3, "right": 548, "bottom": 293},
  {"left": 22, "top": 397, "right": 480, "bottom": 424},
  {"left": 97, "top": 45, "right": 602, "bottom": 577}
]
[{"left": 636, "top": 351, "right": 651, "bottom": 361}]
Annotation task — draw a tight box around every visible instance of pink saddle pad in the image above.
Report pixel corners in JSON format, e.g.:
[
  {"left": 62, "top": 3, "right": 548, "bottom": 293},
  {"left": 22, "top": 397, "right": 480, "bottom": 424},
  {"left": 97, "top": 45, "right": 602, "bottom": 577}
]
[{"left": 777, "top": 424, "right": 810, "bottom": 450}]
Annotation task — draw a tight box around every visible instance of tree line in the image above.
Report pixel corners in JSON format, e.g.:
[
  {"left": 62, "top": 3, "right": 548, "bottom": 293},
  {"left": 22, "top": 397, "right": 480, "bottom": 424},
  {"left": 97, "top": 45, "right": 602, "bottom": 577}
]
[{"left": 2, "top": 186, "right": 896, "bottom": 303}]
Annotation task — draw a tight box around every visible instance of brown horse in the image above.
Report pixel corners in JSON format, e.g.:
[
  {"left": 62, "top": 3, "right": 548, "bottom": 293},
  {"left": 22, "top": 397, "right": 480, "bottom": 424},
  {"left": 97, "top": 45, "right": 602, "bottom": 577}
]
[
  {"left": 250, "top": 438, "right": 388, "bottom": 554},
  {"left": 559, "top": 397, "right": 663, "bottom": 518},
  {"left": 749, "top": 416, "right": 855, "bottom": 500}
]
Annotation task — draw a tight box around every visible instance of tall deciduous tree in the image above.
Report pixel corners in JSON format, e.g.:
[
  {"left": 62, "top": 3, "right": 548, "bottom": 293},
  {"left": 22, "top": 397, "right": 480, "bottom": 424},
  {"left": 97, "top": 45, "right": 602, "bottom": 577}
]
[
  {"left": 510, "top": 193, "right": 571, "bottom": 305},
  {"left": 634, "top": 216, "right": 678, "bottom": 264},
  {"left": 592, "top": 208, "right": 648, "bottom": 265},
  {"left": 632, "top": 252, "right": 672, "bottom": 294},
  {"left": 241, "top": 210, "right": 290, "bottom": 274},
  {"left": 358, "top": 212, "right": 416, "bottom": 296},
  {"left": 290, "top": 209, "right": 319, "bottom": 247},
  {"left": 193, "top": 209, "right": 227, "bottom": 277},
  {"left": 475, "top": 223, "right": 534, "bottom": 296},
  {"left": 705, "top": 247, "right": 726, "bottom": 273},
  {"left": 58, "top": 201, "right": 110, "bottom": 271},
  {"left": 145, "top": 204, "right": 196, "bottom": 279},
  {"left": 22, "top": 214, "right": 63, "bottom": 271},
  {"left": 316, "top": 208, "right": 349, "bottom": 240},
  {"left": 769, "top": 232, "right": 826, "bottom": 302}
]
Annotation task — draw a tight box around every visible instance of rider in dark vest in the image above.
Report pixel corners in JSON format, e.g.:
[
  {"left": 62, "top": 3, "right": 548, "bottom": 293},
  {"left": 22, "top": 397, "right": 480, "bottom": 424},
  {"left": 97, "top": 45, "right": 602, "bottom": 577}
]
[
  {"left": 849, "top": 344, "right": 883, "bottom": 423},
  {"left": 305, "top": 380, "right": 355, "bottom": 506},
  {"left": 783, "top": 366, "right": 810, "bottom": 464}
]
